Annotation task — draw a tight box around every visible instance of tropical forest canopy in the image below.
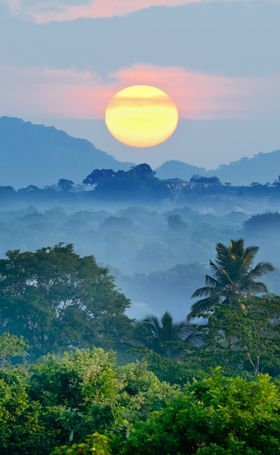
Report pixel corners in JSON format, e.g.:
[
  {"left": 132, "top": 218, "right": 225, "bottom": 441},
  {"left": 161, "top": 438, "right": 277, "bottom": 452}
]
[{"left": 0, "top": 239, "right": 279, "bottom": 454}]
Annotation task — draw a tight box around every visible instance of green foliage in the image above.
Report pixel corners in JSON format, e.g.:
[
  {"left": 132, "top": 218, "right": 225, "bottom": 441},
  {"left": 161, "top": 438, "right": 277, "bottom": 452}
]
[
  {"left": 188, "top": 296, "right": 280, "bottom": 377},
  {"left": 135, "top": 349, "right": 200, "bottom": 385},
  {"left": 134, "top": 311, "right": 199, "bottom": 357},
  {"left": 0, "top": 240, "right": 279, "bottom": 454},
  {"left": 0, "top": 368, "right": 48, "bottom": 455},
  {"left": 52, "top": 433, "right": 111, "bottom": 455},
  {"left": 121, "top": 370, "right": 280, "bottom": 455},
  {"left": 0, "top": 347, "right": 176, "bottom": 454},
  {"left": 29, "top": 349, "right": 123, "bottom": 445},
  {"left": 0, "top": 244, "right": 131, "bottom": 357},
  {"left": 190, "top": 239, "right": 274, "bottom": 319},
  {"left": 0, "top": 333, "right": 27, "bottom": 366},
  {"left": 118, "top": 360, "right": 177, "bottom": 420},
  {"left": 207, "top": 296, "right": 280, "bottom": 375},
  {"left": 0, "top": 347, "right": 279, "bottom": 455}
]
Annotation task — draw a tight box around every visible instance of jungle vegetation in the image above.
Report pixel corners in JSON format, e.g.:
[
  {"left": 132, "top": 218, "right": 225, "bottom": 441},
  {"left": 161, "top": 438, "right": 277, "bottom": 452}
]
[{"left": 0, "top": 240, "right": 279, "bottom": 454}]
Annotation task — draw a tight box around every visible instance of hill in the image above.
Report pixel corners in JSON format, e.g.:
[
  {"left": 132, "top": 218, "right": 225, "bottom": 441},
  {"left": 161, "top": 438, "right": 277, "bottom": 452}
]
[
  {"left": 156, "top": 150, "right": 280, "bottom": 185},
  {"left": 155, "top": 160, "right": 205, "bottom": 181},
  {"left": 1, "top": 116, "right": 280, "bottom": 188},
  {"left": 0, "top": 117, "right": 131, "bottom": 187},
  {"left": 212, "top": 150, "right": 280, "bottom": 185}
]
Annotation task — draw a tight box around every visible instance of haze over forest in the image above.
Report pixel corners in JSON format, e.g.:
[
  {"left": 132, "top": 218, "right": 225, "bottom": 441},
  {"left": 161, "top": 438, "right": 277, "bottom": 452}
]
[
  {"left": 1, "top": 117, "right": 280, "bottom": 319},
  {"left": 1, "top": 2, "right": 280, "bottom": 454}
]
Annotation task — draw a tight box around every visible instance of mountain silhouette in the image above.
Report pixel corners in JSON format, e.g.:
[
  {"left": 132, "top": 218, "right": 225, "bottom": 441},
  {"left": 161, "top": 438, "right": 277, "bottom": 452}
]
[
  {"left": 211, "top": 151, "right": 280, "bottom": 185},
  {"left": 0, "top": 117, "right": 131, "bottom": 187},
  {"left": 156, "top": 151, "right": 280, "bottom": 185},
  {"left": 1, "top": 116, "right": 280, "bottom": 187},
  {"left": 156, "top": 161, "right": 205, "bottom": 181}
]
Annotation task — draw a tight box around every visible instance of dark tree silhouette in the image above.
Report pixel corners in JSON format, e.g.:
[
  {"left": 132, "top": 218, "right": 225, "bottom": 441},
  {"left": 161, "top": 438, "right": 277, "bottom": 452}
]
[{"left": 58, "top": 179, "right": 74, "bottom": 191}]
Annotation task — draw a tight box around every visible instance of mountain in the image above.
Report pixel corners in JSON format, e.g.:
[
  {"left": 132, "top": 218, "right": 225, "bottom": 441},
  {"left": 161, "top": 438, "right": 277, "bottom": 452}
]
[
  {"left": 2, "top": 116, "right": 280, "bottom": 188},
  {"left": 156, "top": 150, "right": 280, "bottom": 186},
  {"left": 211, "top": 151, "right": 280, "bottom": 185},
  {"left": 0, "top": 117, "right": 132, "bottom": 188},
  {"left": 156, "top": 160, "right": 205, "bottom": 181}
]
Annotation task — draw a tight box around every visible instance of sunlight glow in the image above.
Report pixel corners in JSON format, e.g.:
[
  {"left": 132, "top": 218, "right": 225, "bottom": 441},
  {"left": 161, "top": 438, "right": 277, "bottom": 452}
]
[{"left": 105, "top": 85, "right": 179, "bottom": 148}]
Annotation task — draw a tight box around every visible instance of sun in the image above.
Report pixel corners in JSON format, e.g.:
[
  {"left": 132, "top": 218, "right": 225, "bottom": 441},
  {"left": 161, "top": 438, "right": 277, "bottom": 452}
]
[{"left": 105, "top": 85, "right": 179, "bottom": 148}]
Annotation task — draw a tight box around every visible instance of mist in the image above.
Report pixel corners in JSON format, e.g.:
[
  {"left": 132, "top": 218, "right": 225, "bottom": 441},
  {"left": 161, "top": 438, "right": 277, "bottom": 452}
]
[{"left": 0, "top": 193, "right": 279, "bottom": 320}]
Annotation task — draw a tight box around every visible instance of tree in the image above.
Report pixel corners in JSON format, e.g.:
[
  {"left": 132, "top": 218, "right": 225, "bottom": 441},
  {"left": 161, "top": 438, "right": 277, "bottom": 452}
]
[
  {"left": 0, "top": 333, "right": 27, "bottom": 367},
  {"left": 121, "top": 370, "right": 280, "bottom": 455},
  {"left": 134, "top": 312, "right": 199, "bottom": 357},
  {"left": 52, "top": 433, "right": 111, "bottom": 455},
  {"left": 189, "top": 239, "right": 274, "bottom": 319},
  {"left": 29, "top": 349, "right": 122, "bottom": 446},
  {"left": 190, "top": 175, "right": 221, "bottom": 187},
  {"left": 0, "top": 244, "right": 131, "bottom": 356},
  {"left": 83, "top": 169, "right": 117, "bottom": 186},
  {"left": 57, "top": 179, "right": 74, "bottom": 191},
  {"left": 203, "top": 296, "right": 280, "bottom": 376},
  {"left": 83, "top": 164, "right": 168, "bottom": 200},
  {"left": 22, "top": 348, "right": 176, "bottom": 454},
  {"left": 0, "top": 368, "right": 47, "bottom": 455}
]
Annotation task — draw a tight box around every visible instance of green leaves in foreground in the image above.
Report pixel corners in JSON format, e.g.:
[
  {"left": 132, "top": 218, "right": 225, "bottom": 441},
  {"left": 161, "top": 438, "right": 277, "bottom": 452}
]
[
  {"left": 52, "top": 433, "right": 111, "bottom": 455},
  {"left": 0, "top": 348, "right": 279, "bottom": 455},
  {"left": 121, "top": 370, "right": 280, "bottom": 455}
]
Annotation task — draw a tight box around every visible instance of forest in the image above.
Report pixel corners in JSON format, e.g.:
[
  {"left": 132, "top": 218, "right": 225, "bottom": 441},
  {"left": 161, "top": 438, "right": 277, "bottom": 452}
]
[
  {"left": 0, "top": 156, "right": 280, "bottom": 455},
  {"left": 0, "top": 239, "right": 280, "bottom": 454},
  {"left": 0, "top": 203, "right": 280, "bottom": 319},
  {"left": 3, "top": 164, "right": 280, "bottom": 207}
]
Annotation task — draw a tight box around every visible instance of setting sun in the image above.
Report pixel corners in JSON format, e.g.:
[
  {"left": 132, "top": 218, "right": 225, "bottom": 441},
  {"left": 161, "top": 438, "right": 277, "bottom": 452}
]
[{"left": 105, "top": 85, "right": 179, "bottom": 148}]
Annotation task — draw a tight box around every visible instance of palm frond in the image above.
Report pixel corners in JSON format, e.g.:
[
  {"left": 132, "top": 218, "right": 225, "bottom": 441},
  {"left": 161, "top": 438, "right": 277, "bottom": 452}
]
[
  {"left": 230, "top": 239, "right": 245, "bottom": 258},
  {"left": 192, "top": 286, "right": 219, "bottom": 298},
  {"left": 209, "top": 260, "right": 221, "bottom": 275},
  {"left": 187, "top": 297, "right": 217, "bottom": 321},
  {"left": 242, "top": 245, "right": 259, "bottom": 260},
  {"left": 249, "top": 262, "right": 275, "bottom": 278},
  {"left": 248, "top": 281, "right": 269, "bottom": 295},
  {"left": 205, "top": 274, "right": 222, "bottom": 288}
]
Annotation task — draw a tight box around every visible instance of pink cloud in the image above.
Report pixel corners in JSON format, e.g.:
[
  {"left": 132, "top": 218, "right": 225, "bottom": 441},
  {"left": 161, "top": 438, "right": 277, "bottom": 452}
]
[
  {"left": 0, "top": 64, "right": 279, "bottom": 120},
  {"left": 6, "top": 0, "right": 220, "bottom": 22},
  {"left": 6, "top": 0, "right": 280, "bottom": 23}
]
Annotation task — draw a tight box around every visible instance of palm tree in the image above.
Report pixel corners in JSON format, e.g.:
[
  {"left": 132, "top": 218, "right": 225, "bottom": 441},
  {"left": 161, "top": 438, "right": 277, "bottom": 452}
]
[
  {"left": 135, "top": 311, "right": 200, "bottom": 356},
  {"left": 189, "top": 239, "right": 274, "bottom": 320}
]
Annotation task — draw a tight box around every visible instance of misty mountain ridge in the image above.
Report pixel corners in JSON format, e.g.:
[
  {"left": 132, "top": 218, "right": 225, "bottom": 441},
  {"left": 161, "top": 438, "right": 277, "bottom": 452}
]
[
  {"left": 1, "top": 116, "right": 280, "bottom": 187},
  {"left": 0, "top": 117, "right": 131, "bottom": 187},
  {"left": 156, "top": 151, "right": 280, "bottom": 185}
]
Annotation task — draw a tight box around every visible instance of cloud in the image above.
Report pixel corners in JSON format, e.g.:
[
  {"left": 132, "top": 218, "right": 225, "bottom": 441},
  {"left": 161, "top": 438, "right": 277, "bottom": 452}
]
[
  {"left": 5, "top": 0, "right": 267, "bottom": 22},
  {"left": 4, "top": 1, "right": 205, "bottom": 22},
  {"left": 2, "top": 1, "right": 280, "bottom": 79},
  {"left": 0, "top": 64, "right": 279, "bottom": 121}
]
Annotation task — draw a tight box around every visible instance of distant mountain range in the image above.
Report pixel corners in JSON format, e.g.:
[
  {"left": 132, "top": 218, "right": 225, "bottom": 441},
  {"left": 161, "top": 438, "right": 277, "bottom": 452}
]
[
  {"left": 0, "top": 117, "right": 131, "bottom": 187},
  {"left": 1, "top": 116, "right": 280, "bottom": 187},
  {"left": 156, "top": 152, "right": 280, "bottom": 186},
  {"left": 210, "top": 152, "right": 280, "bottom": 185},
  {"left": 156, "top": 161, "right": 205, "bottom": 182}
]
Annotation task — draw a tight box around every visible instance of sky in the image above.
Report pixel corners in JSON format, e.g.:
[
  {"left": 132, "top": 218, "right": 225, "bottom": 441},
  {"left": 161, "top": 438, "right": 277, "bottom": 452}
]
[{"left": 1, "top": 0, "right": 280, "bottom": 168}]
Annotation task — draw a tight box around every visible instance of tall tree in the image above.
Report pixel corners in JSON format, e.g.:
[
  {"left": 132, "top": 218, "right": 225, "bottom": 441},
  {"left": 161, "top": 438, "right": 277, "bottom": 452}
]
[
  {"left": 0, "top": 244, "right": 131, "bottom": 356},
  {"left": 189, "top": 239, "right": 274, "bottom": 319}
]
